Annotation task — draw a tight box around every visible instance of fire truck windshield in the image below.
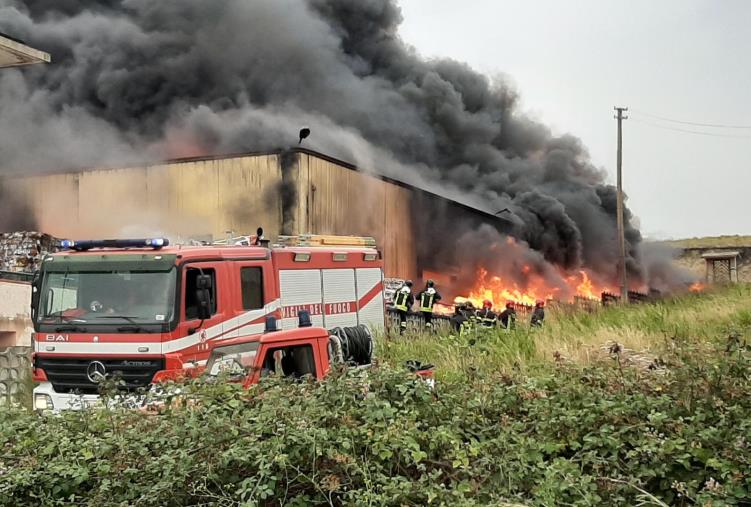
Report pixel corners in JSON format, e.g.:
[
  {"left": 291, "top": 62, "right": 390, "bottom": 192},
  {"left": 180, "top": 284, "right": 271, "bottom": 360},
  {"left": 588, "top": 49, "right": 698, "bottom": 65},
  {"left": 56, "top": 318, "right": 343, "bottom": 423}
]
[
  {"left": 206, "top": 341, "right": 260, "bottom": 378},
  {"left": 37, "top": 265, "right": 177, "bottom": 328}
]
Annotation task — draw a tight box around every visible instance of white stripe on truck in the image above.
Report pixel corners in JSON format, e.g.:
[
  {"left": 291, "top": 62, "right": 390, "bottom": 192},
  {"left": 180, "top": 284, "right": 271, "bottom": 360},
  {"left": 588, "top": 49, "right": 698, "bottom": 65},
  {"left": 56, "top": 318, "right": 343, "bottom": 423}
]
[
  {"left": 163, "top": 299, "right": 280, "bottom": 353},
  {"left": 37, "top": 300, "right": 281, "bottom": 356}
]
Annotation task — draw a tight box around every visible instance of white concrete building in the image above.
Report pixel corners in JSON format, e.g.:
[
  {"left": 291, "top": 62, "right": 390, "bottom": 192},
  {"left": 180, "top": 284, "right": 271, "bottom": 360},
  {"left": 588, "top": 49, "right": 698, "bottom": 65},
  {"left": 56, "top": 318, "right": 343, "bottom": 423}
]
[{"left": 0, "top": 279, "right": 32, "bottom": 347}]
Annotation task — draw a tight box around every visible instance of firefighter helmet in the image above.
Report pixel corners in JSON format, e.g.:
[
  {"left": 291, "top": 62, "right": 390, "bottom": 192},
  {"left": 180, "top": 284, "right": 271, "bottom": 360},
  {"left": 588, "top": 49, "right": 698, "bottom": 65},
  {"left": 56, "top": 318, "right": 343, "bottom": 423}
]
[
  {"left": 405, "top": 280, "right": 413, "bottom": 288},
  {"left": 483, "top": 299, "right": 492, "bottom": 309},
  {"left": 506, "top": 301, "right": 514, "bottom": 309},
  {"left": 535, "top": 299, "right": 545, "bottom": 307},
  {"left": 426, "top": 279, "right": 434, "bottom": 288}
]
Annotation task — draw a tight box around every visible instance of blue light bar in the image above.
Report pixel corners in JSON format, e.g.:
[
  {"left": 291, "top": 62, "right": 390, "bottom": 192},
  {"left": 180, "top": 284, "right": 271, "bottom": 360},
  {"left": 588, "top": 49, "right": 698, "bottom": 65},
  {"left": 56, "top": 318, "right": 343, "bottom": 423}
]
[{"left": 59, "top": 238, "right": 170, "bottom": 251}]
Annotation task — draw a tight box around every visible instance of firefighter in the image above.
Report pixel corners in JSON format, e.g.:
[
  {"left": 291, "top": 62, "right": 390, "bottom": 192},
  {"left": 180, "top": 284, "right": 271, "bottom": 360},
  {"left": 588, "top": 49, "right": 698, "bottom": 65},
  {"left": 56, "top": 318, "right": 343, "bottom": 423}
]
[
  {"left": 459, "top": 303, "right": 474, "bottom": 336},
  {"left": 417, "top": 280, "right": 441, "bottom": 331},
  {"left": 464, "top": 301, "right": 478, "bottom": 331},
  {"left": 450, "top": 303, "right": 467, "bottom": 335},
  {"left": 499, "top": 301, "right": 517, "bottom": 330},
  {"left": 393, "top": 280, "right": 414, "bottom": 335},
  {"left": 530, "top": 299, "right": 545, "bottom": 327},
  {"left": 476, "top": 299, "right": 497, "bottom": 328}
]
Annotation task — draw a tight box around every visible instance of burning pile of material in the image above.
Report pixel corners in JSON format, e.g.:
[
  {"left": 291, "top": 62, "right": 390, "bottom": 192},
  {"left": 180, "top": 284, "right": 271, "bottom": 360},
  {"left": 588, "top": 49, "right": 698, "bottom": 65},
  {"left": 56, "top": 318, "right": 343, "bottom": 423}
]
[
  {"left": 455, "top": 267, "right": 609, "bottom": 309},
  {"left": 0, "top": 231, "right": 58, "bottom": 273},
  {"left": 447, "top": 228, "right": 614, "bottom": 307}
]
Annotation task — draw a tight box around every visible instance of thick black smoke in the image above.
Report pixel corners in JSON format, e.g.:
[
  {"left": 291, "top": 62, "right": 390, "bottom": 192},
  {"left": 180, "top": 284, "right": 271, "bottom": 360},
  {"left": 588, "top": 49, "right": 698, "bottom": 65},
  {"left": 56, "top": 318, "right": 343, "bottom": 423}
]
[
  {"left": 0, "top": 177, "right": 36, "bottom": 232},
  {"left": 0, "top": 0, "right": 675, "bottom": 290},
  {"left": 279, "top": 150, "right": 299, "bottom": 235}
]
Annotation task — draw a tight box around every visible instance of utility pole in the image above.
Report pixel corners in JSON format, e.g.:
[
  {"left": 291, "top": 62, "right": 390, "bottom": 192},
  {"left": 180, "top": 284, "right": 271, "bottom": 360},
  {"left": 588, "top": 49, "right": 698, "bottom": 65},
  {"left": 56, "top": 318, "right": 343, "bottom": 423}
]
[{"left": 614, "top": 106, "right": 628, "bottom": 303}]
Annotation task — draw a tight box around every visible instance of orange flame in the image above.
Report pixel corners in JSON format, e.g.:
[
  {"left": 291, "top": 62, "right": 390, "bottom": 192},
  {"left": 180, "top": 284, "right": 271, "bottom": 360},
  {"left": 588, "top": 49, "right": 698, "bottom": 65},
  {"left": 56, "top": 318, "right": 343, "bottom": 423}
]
[
  {"left": 573, "top": 271, "right": 599, "bottom": 300},
  {"left": 455, "top": 268, "right": 610, "bottom": 308},
  {"left": 689, "top": 282, "right": 705, "bottom": 293}
]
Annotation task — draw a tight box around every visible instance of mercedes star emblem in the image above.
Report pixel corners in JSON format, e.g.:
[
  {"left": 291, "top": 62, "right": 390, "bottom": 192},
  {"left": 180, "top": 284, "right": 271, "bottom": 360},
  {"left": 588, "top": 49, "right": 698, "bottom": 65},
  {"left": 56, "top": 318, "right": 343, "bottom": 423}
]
[{"left": 86, "top": 361, "right": 107, "bottom": 383}]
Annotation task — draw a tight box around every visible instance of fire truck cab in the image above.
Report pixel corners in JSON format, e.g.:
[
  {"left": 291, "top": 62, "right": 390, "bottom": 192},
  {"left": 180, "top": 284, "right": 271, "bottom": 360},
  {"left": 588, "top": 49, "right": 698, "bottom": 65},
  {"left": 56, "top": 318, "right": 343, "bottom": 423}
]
[
  {"left": 203, "top": 326, "right": 350, "bottom": 386},
  {"left": 31, "top": 235, "right": 385, "bottom": 411}
]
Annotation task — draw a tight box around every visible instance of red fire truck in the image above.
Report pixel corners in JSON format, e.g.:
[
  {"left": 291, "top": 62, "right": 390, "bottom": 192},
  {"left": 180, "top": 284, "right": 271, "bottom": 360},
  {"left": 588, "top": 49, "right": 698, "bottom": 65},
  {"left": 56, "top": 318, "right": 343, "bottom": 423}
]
[{"left": 30, "top": 235, "right": 386, "bottom": 411}]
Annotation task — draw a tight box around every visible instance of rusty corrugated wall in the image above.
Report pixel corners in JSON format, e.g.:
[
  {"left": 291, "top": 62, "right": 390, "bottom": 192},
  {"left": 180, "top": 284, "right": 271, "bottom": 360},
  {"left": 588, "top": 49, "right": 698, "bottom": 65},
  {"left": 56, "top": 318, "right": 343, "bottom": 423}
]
[
  {"left": 9, "top": 155, "right": 283, "bottom": 241},
  {"left": 293, "top": 152, "right": 418, "bottom": 280},
  {"left": 6, "top": 150, "right": 479, "bottom": 280}
]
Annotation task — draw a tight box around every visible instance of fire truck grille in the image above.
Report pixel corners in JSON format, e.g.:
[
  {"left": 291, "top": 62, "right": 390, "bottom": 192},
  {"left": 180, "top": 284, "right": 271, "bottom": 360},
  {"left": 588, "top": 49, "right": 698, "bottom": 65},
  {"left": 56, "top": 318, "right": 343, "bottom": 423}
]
[{"left": 36, "top": 357, "right": 165, "bottom": 394}]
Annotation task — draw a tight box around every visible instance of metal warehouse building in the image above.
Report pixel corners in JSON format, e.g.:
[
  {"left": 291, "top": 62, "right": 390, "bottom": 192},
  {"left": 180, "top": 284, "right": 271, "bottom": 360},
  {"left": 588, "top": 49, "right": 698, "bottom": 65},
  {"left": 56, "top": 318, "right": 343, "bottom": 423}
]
[
  {"left": 8, "top": 149, "right": 508, "bottom": 281},
  {"left": 0, "top": 32, "right": 50, "bottom": 68}
]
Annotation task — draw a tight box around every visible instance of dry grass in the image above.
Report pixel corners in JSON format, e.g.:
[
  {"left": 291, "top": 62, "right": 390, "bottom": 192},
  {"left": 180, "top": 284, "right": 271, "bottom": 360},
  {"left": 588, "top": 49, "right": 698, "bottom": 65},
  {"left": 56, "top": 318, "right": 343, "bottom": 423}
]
[
  {"left": 660, "top": 235, "right": 751, "bottom": 249},
  {"left": 379, "top": 284, "right": 751, "bottom": 379}
]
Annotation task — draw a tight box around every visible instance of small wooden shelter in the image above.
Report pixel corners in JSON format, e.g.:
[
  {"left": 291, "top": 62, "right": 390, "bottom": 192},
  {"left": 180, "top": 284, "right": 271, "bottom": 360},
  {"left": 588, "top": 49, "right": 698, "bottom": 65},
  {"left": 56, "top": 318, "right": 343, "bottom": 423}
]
[{"left": 702, "top": 251, "right": 740, "bottom": 283}]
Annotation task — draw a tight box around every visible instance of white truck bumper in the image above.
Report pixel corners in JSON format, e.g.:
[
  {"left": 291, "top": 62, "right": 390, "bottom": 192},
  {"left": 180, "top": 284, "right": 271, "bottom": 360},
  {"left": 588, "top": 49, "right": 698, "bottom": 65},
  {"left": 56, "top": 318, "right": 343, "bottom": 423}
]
[
  {"left": 33, "top": 382, "right": 163, "bottom": 412},
  {"left": 32, "top": 381, "right": 101, "bottom": 412}
]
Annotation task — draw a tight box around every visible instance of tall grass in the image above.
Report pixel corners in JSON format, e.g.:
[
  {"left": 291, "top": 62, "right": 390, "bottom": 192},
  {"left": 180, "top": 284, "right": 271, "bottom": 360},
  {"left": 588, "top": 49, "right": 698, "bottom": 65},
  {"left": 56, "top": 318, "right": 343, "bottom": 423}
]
[{"left": 379, "top": 284, "right": 751, "bottom": 379}]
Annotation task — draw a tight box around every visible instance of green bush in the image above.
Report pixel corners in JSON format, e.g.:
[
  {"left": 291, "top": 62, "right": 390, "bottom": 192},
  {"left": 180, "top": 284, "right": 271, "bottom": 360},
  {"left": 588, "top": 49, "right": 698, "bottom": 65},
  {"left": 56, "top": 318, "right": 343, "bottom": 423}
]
[{"left": 1, "top": 340, "right": 749, "bottom": 506}]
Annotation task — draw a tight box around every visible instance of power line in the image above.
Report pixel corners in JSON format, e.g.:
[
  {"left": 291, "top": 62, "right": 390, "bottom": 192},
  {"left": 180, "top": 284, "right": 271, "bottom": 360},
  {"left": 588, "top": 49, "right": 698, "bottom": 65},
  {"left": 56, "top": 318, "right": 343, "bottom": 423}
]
[
  {"left": 630, "top": 109, "right": 751, "bottom": 129},
  {"left": 630, "top": 117, "right": 751, "bottom": 139}
]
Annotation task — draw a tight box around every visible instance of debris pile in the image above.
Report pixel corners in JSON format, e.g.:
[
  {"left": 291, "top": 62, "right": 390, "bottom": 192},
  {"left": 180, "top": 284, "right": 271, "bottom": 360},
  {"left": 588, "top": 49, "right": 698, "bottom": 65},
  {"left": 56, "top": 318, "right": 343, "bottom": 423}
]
[{"left": 0, "top": 232, "right": 58, "bottom": 274}]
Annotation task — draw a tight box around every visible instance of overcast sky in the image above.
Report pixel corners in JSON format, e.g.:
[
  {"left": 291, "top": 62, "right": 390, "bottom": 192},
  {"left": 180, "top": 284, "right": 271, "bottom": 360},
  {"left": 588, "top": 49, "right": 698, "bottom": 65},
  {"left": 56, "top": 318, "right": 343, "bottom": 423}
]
[{"left": 398, "top": 0, "right": 751, "bottom": 240}]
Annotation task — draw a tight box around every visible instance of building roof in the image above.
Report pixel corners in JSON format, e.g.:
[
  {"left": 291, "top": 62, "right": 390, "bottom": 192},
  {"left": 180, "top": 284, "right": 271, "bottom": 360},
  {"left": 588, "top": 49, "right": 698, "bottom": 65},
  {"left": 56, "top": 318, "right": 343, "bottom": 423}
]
[
  {"left": 701, "top": 251, "right": 740, "bottom": 259},
  {"left": 0, "top": 33, "right": 50, "bottom": 68},
  {"left": 11, "top": 147, "right": 513, "bottom": 226}
]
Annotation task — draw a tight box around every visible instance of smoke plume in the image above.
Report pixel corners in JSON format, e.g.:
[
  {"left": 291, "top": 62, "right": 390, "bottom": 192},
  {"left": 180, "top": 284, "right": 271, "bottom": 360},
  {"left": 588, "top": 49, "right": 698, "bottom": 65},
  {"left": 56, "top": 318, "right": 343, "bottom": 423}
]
[
  {"left": 0, "top": 177, "right": 36, "bottom": 231},
  {"left": 0, "top": 0, "right": 682, "bottom": 290}
]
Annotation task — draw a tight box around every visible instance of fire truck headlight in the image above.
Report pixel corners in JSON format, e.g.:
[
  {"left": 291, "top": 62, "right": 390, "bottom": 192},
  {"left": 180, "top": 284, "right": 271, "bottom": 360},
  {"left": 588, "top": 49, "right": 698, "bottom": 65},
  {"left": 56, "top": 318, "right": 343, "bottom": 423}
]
[
  {"left": 34, "top": 393, "right": 53, "bottom": 411},
  {"left": 60, "top": 239, "right": 75, "bottom": 249}
]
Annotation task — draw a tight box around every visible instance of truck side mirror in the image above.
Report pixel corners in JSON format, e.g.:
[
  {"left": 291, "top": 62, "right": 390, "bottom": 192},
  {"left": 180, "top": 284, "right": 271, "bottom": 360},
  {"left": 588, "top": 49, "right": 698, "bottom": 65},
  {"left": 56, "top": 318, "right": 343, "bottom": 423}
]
[
  {"left": 195, "top": 274, "right": 213, "bottom": 320},
  {"left": 30, "top": 272, "right": 41, "bottom": 319},
  {"left": 46, "top": 288, "right": 55, "bottom": 316}
]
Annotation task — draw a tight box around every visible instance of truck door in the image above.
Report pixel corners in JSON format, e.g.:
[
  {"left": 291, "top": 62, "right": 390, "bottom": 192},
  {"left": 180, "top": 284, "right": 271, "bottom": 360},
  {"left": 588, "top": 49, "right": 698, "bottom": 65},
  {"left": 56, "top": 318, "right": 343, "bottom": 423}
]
[
  {"left": 223, "top": 261, "right": 276, "bottom": 340},
  {"left": 167, "top": 261, "right": 228, "bottom": 363},
  {"left": 251, "top": 341, "right": 324, "bottom": 382}
]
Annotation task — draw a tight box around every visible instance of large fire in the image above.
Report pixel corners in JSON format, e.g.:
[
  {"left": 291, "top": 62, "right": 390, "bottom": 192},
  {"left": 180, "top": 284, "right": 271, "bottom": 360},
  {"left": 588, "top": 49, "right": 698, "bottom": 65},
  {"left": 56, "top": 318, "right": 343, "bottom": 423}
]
[{"left": 454, "top": 267, "right": 611, "bottom": 308}]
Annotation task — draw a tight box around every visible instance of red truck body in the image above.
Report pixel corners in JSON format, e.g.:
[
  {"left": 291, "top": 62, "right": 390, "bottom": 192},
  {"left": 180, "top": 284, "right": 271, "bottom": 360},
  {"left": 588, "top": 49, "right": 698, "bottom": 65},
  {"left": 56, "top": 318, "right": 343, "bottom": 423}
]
[
  {"left": 31, "top": 237, "right": 385, "bottom": 410},
  {"left": 202, "top": 327, "right": 337, "bottom": 387}
]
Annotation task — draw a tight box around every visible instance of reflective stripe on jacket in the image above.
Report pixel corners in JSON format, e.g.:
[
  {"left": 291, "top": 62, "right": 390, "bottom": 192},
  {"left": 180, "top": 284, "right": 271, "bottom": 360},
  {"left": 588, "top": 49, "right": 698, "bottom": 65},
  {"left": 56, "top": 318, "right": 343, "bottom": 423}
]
[
  {"left": 477, "top": 308, "right": 497, "bottom": 327},
  {"left": 419, "top": 288, "right": 437, "bottom": 312},
  {"left": 394, "top": 286, "right": 411, "bottom": 312}
]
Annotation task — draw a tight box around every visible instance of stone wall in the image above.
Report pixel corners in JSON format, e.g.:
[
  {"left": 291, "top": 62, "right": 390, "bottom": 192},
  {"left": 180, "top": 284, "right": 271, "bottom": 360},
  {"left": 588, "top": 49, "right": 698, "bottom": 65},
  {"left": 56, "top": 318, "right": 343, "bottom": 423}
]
[{"left": 0, "top": 346, "right": 31, "bottom": 407}]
